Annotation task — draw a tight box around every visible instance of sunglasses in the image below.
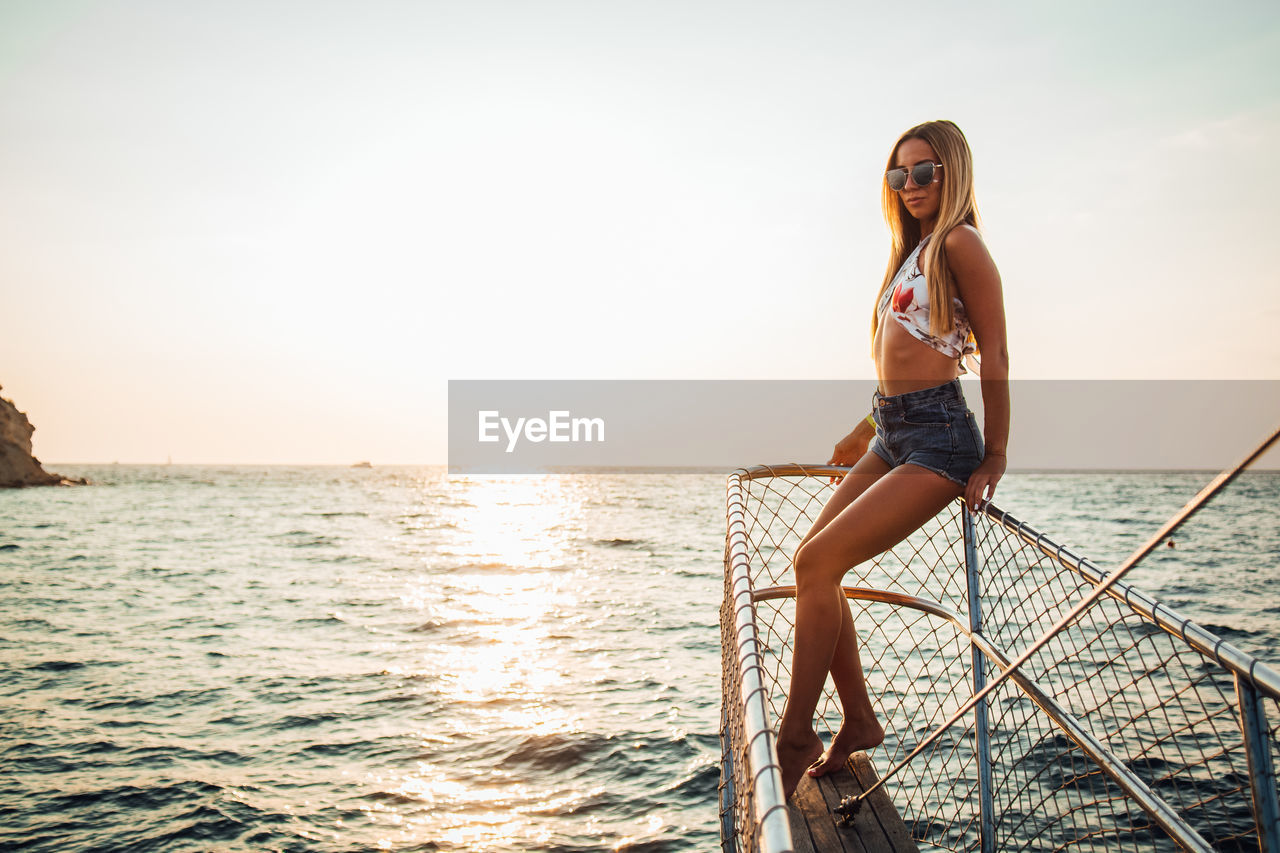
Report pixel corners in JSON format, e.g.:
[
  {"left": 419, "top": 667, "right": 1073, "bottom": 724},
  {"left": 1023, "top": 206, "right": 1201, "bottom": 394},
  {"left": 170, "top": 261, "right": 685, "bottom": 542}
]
[{"left": 886, "top": 161, "right": 943, "bottom": 192}]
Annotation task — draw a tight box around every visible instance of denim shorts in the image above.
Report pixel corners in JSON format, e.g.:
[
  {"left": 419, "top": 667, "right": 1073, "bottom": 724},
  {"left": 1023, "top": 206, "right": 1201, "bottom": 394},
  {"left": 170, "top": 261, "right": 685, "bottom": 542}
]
[{"left": 868, "top": 378, "right": 985, "bottom": 487}]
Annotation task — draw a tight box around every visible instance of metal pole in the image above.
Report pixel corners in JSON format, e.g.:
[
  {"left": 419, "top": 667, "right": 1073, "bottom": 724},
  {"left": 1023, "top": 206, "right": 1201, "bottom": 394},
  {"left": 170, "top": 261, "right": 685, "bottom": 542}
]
[
  {"left": 964, "top": 508, "right": 996, "bottom": 853},
  {"left": 1237, "top": 675, "right": 1280, "bottom": 853}
]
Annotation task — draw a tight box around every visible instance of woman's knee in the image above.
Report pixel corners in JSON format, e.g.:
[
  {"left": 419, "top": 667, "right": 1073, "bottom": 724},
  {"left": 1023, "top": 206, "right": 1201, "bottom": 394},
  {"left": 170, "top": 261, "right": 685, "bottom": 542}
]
[{"left": 793, "top": 541, "right": 845, "bottom": 590}]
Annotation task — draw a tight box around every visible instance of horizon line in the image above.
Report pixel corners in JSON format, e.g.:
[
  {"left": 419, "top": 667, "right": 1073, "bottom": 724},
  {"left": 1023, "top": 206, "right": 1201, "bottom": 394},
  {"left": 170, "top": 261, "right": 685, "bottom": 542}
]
[{"left": 43, "top": 462, "right": 1280, "bottom": 474}]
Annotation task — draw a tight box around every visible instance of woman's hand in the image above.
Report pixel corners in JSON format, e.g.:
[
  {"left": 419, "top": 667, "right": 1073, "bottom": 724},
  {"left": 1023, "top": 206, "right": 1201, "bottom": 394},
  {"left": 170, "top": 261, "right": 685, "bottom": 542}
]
[
  {"left": 965, "top": 452, "right": 1006, "bottom": 513},
  {"left": 830, "top": 430, "right": 870, "bottom": 466},
  {"left": 827, "top": 418, "right": 874, "bottom": 481}
]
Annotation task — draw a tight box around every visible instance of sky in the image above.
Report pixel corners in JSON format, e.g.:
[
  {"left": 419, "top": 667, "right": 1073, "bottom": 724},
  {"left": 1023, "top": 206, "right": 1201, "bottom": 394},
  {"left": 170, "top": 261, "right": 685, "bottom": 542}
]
[{"left": 2, "top": 0, "right": 1279, "bottom": 465}]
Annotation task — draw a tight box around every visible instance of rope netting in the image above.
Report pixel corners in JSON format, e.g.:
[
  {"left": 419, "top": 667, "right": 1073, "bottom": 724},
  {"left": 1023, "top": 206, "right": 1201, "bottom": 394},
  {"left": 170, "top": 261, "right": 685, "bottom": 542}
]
[
  {"left": 719, "top": 465, "right": 1280, "bottom": 853},
  {"left": 720, "top": 473, "right": 793, "bottom": 853},
  {"left": 720, "top": 556, "right": 765, "bottom": 853}
]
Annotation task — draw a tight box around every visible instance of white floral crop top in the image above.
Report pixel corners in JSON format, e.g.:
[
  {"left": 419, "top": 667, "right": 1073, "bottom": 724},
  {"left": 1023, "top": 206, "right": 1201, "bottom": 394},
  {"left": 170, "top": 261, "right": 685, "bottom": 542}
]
[{"left": 877, "top": 235, "right": 979, "bottom": 374}]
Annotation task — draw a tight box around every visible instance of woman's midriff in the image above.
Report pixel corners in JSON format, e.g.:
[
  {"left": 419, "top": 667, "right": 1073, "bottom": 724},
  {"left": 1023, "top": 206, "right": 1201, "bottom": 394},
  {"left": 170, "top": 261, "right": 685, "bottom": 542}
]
[{"left": 874, "top": 315, "right": 961, "bottom": 397}]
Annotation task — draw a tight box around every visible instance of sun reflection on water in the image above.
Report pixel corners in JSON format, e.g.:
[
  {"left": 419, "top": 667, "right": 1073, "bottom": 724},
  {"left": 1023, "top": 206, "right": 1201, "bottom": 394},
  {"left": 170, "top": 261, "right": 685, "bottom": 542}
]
[
  {"left": 441, "top": 475, "right": 581, "bottom": 573},
  {"left": 436, "top": 476, "right": 584, "bottom": 713},
  {"left": 373, "top": 475, "right": 601, "bottom": 849}
]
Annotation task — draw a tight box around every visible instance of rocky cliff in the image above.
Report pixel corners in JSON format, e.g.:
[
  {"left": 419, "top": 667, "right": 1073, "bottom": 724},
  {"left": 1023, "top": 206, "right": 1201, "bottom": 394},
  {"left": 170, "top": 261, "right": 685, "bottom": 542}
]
[{"left": 0, "top": 386, "right": 82, "bottom": 487}]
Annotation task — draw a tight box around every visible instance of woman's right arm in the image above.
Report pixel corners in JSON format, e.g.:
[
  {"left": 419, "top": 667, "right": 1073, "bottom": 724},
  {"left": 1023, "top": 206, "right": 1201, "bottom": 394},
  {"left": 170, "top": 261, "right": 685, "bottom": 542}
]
[
  {"left": 829, "top": 414, "right": 875, "bottom": 467},
  {"left": 947, "top": 224, "right": 1009, "bottom": 511}
]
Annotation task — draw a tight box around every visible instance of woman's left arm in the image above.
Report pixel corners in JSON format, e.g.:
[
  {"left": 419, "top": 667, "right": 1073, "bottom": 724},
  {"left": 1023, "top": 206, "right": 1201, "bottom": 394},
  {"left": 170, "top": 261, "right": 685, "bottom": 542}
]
[{"left": 946, "top": 225, "right": 1009, "bottom": 512}]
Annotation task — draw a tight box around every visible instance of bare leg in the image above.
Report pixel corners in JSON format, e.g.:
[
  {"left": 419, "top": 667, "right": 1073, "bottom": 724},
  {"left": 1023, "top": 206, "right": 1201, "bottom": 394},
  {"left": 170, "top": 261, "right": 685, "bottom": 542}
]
[
  {"left": 773, "top": 454, "right": 891, "bottom": 789},
  {"left": 807, "top": 600, "right": 884, "bottom": 776},
  {"left": 775, "top": 464, "right": 962, "bottom": 799},
  {"left": 791, "top": 453, "right": 891, "bottom": 774},
  {"left": 795, "top": 453, "right": 894, "bottom": 551}
]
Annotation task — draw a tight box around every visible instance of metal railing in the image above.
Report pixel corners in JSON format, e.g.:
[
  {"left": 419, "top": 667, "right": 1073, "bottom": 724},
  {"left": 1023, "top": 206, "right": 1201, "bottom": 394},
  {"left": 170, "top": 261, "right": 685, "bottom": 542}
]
[{"left": 719, "top": 464, "right": 1280, "bottom": 853}]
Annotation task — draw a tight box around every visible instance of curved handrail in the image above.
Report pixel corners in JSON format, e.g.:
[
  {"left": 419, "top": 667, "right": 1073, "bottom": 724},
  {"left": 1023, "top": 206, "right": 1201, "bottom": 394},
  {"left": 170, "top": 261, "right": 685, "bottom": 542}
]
[{"left": 733, "top": 463, "right": 851, "bottom": 482}]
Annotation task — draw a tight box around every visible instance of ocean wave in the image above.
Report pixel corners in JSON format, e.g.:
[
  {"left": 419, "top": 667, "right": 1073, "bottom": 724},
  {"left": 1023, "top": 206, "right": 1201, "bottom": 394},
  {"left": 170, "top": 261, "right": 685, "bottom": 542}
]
[
  {"left": 25, "top": 659, "right": 86, "bottom": 671},
  {"left": 526, "top": 830, "right": 700, "bottom": 853},
  {"left": 270, "top": 712, "right": 347, "bottom": 730},
  {"left": 293, "top": 614, "right": 348, "bottom": 627},
  {"left": 523, "top": 789, "right": 630, "bottom": 818},
  {"left": 1198, "top": 622, "right": 1259, "bottom": 643},
  {"left": 136, "top": 743, "right": 251, "bottom": 765},
  {"left": 660, "top": 761, "right": 719, "bottom": 803},
  {"left": 82, "top": 695, "right": 157, "bottom": 712},
  {"left": 502, "top": 731, "right": 623, "bottom": 772},
  {"left": 409, "top": 618, "right": 450, "bottom": 633},
  {"left": 363, "top": 789, "right": 422, "bottom": 806},
  {"left": 270, "top": 530, "right": 340, "bottom": 548}
]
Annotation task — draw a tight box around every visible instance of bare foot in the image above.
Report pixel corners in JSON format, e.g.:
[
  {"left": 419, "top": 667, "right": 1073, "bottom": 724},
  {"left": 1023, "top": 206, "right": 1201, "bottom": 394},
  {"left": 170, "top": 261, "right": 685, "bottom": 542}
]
[
  {"left": 776, "top": 730, "right": 824, "bottom": 800},
  {"left": 807, "top": 717, "right": 885, "bottom": 778}
]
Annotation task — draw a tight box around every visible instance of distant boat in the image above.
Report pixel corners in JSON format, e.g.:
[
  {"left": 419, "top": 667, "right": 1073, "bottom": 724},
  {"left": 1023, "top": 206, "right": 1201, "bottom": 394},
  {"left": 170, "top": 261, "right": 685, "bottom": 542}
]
[{"left": 350, "top": 461, "right": 373, "bottom": 469}]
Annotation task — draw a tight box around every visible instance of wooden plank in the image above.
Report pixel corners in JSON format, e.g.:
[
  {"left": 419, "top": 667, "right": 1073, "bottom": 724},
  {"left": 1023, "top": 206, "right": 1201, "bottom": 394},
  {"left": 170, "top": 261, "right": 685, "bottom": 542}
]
[
  {"left": 847, "top": 753, "right": 920, "bottom": 852},
  {"left": 784, "top": 751, "right": 918, "bottom": 852},
  {"left": 821, "top": 761, "right": 893, "bottom": 853},
  {"left": 815, "top": 772, "right": 873, "bottom": 853},
  {"left": 790, "top": 773, "right": 858, "bottom": 852},
  {"left": 787, "top": 779, "right": 820, "bottom": 853}
]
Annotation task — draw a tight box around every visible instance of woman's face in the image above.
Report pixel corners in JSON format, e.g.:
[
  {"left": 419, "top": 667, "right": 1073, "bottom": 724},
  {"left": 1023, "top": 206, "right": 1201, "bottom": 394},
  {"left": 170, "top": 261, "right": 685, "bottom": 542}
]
[{"left": 892, "top": 137, "right": 943, "bottom": 225}]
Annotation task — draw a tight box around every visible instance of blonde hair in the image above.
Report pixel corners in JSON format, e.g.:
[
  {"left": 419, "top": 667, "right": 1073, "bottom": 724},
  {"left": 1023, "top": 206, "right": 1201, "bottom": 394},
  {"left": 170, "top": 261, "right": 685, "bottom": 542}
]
[{"left": 871, "top": 119, "right": 982, "bottom": 345}]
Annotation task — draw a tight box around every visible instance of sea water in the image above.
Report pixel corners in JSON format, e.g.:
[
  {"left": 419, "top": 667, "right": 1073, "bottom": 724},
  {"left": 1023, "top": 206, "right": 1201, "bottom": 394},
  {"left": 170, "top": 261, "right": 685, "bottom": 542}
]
[{"left": 1, "top": 467, "right": 1276, "bottom": 852}]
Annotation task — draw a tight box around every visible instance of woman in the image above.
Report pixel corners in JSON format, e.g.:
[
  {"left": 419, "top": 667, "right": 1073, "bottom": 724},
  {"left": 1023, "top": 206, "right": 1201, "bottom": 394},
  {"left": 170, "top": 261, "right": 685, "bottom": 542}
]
[{"left": 775, "top": 119, "right": 1010, "bottom": 799}]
